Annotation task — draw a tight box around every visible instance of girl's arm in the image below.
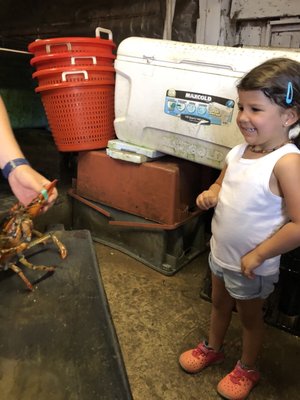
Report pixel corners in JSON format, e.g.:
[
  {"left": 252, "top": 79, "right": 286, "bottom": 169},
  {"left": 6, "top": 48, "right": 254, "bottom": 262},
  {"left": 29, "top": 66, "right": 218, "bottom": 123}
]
[
  {"left": 196, "top": 165, "right": 227, "bottom": 210},
  {"left": 241, "top": 153, "right": 300, "bottom": 278}
]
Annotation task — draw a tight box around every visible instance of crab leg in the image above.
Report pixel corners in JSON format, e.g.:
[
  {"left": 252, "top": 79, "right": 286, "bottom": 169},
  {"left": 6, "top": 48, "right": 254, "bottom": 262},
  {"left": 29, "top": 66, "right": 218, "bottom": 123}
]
[
  {"left": 9, "top": 263, "right": 34, "bottom": 291},
  {"left": 18, "top": 255, "right": 55, "bottom": 272},
  {"left": 26, "top": 233, "right": 68, "bottom": 259}
]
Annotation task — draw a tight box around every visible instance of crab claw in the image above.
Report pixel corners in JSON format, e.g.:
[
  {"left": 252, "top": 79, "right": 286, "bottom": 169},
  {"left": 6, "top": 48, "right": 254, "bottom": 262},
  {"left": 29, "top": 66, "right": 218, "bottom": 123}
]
[
  {"left": 37, "top": 179, "right": 58, "bottom": 203},
  {"left": 27, "top": 179, "right": 58, "bottom": 218}
]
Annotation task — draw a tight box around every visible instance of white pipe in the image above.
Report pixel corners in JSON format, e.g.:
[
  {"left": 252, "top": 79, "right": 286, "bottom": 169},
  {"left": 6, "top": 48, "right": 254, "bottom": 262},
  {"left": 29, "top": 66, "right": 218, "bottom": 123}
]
[{"left": 163, "top": 0, "right": 177, "bottom": 40}]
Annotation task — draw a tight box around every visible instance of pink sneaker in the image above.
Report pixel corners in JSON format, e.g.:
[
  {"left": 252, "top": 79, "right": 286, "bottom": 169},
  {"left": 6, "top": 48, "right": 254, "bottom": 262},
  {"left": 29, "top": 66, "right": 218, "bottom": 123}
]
[
  {"left": 217, "top": 360, "right": 260, "bottom": 400},
  {"left": 179, "top": 341, "right": 225, "bottom": 373}
]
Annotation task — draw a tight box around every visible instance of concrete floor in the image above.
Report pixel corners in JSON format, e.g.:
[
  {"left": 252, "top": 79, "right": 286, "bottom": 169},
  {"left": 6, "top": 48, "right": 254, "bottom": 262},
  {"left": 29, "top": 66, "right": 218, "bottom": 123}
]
[{"left": 96, "top": 243, "right": 300, "bottom": 400}]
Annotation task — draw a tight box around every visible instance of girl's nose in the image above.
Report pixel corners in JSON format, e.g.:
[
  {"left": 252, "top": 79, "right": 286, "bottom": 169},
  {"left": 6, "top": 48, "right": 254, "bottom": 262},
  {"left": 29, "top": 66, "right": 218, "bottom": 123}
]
[{"left": 237, "top": 109, "right": 249, "bottom": 122}]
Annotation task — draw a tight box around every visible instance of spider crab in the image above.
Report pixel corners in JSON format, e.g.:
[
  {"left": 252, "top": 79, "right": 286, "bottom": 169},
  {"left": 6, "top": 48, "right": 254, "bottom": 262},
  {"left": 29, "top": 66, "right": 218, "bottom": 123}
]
[{"left": 0, "top": 180, "right": 67, "bottom": 290}]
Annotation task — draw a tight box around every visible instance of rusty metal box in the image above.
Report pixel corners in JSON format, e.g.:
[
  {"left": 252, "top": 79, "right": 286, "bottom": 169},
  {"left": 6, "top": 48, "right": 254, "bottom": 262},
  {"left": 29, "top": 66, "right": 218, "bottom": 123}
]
[{"left": 76, "top": 150, "right": 218, "bottom": 225}]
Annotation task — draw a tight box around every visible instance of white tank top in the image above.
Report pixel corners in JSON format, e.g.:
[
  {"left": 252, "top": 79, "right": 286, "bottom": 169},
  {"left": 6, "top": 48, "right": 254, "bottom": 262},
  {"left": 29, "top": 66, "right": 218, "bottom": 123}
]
[{"left": 210, "top": 142, "right": 300, "bottom": 276}]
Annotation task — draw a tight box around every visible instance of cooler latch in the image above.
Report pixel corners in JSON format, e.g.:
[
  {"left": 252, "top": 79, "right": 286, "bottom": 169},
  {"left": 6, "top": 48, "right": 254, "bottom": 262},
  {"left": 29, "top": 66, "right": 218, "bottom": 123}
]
[{"left": 143, "top": 55, "right": 155, "bottom": 64}]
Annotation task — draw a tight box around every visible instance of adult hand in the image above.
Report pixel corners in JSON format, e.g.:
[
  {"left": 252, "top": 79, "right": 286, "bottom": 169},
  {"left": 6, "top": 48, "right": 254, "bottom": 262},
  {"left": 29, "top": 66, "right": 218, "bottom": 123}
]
[{"left": 8, "top": 164, "right": 58, "bottom": 211}]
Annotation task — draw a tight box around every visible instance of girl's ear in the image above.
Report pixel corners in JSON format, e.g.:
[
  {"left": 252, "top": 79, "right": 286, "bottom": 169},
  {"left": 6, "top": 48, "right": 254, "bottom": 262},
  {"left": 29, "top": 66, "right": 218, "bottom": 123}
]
[{"left": 283, "top": 107, "right": 299, "bottom": 127}]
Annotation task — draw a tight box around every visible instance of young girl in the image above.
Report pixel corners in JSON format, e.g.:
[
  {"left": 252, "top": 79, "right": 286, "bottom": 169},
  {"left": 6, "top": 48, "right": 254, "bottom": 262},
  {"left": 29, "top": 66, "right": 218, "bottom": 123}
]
[{"left": 179, "top": 57, "right": 300, "bottom": 400}]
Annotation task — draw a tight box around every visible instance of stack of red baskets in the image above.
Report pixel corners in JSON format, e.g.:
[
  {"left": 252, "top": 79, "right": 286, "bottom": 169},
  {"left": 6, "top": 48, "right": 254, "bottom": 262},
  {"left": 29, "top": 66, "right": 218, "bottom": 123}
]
[{"left": 28, "top": 27, "right": 116, "bottom": 152}]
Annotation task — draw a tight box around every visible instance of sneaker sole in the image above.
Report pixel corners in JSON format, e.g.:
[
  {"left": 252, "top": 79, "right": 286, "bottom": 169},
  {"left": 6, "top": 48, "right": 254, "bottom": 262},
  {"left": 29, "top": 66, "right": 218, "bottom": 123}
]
[
  {"left": 179, "top": 358, "right": 225, "bottom": 374},
  {"left": 217, "top": 381, "right": 259, "bottom": 400}
]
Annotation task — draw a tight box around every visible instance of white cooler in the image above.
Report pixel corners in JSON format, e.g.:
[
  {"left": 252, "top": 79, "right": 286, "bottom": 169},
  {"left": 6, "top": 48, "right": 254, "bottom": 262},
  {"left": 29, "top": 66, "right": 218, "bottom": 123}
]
[{"left": 114, "top": 37, "right": 300, "bottom": 169}]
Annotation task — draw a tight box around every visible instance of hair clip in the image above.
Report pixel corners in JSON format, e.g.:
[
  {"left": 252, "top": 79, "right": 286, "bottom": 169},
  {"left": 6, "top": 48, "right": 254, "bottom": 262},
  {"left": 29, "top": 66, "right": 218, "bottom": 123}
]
[{"left": 286, "top": 81, "right": 293, "bottom": 105}]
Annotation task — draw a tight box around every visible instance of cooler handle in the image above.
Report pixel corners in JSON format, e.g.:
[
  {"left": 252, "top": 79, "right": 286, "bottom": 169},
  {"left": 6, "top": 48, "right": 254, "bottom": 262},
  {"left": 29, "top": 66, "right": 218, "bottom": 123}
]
[
  {"left": 61, "top": 70, "right": 88, "bottom": 82},
  {"left": 95, "top": 27, "right": 113, "bottom": 41},
  {"left": 45, "top": 42, "right": 72, "bottom": 53},
  {"left": 71, "top": 56, "right": 97, "bottom": 65},
  {"left": 180, "top": 59, "right": 235, "bottom": 71}
]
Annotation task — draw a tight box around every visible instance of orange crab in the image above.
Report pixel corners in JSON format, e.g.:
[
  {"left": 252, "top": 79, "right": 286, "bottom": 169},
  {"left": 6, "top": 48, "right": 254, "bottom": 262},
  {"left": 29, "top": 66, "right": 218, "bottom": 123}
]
[{"left": 0, "top": 180, "right": 67, "bottom": 290}]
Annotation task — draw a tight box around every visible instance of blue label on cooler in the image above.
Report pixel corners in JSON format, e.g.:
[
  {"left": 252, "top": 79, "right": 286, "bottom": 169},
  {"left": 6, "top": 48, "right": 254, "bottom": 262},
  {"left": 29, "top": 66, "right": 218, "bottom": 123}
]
[{"left": 164, "top": 89, "right": 235, "bottom": 126}]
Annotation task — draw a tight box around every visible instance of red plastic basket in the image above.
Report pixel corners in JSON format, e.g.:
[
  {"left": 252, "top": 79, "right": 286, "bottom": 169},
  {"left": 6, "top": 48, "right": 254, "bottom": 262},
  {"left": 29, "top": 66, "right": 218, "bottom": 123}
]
[
  {"left": 36, "top": 81, "right": 116, "bottom": 151},
  {"left": 30, "top": 52, "right": 116, "bottom": 70},
  {"left": 32, "top": 65, "right": 115, "bottom": 87},
  {"left": 28, "top": 27, "right": 116, "bottom": 57}
]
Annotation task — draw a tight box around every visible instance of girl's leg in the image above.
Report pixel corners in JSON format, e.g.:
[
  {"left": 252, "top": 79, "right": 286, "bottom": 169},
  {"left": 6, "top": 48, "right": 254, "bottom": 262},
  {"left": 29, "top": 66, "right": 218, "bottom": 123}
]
[
  {"left": 235, "top": 297, "right": 265, "bottom": 367},
  {"left": 208, "top": 273, "right": 236, "bottom": 351},
  {"left": 179, "top": 273, "right": 234, "bottom": 373},
  {"left": 217, "top": 298, "right": 263, "bottom": 399}
]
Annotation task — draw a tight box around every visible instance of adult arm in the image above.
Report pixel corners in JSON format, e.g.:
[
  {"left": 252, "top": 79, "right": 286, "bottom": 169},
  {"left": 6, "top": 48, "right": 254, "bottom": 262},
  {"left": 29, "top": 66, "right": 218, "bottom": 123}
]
[{"left": 0, "top": 97, "right": 57, "bottom": 207}]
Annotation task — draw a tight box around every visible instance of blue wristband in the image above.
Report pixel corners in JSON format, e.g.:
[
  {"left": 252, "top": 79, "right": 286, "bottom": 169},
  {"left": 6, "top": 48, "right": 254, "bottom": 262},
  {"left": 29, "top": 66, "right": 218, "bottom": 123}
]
[{"left": 2, "top": 158, "right": 30, "bottom": 179}]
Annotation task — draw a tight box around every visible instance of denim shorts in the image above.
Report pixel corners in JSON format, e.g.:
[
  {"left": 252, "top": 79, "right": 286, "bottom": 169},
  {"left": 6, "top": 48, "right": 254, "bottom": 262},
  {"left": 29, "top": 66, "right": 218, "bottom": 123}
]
[{"left": 208, "top": 253, "right": 279, "bottom": 300}]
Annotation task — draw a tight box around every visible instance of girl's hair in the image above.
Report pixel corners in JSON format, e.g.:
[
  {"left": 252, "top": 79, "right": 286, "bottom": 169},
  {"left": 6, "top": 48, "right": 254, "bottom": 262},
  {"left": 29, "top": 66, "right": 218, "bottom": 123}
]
[{"left": 237, "top": 57, "right": 300, "bottom": 145}]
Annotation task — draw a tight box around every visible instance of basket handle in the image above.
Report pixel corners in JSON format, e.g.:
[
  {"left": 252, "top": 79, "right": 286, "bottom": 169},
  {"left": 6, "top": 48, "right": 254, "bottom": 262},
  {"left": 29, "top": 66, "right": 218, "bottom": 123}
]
[
  {"left": 46, "top": 42, "right": 72, "bottom": 53},
  {"left": 71, "top": 56, "right": 97, "bottom": 65},
  {"left": 61, "top": 70, "right": 89, "bottom": 82},
  {"left": 95, "top": 27, "right": 113, "bottom": 41}
]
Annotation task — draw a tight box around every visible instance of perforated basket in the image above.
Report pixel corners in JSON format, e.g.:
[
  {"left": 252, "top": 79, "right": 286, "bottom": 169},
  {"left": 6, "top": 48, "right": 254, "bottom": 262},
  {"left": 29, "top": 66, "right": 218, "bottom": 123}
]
[
  {"left": 28, "top": 27, "right": 115, "bottom": 57},
  {"left": 30, "top": 52, "right": 116, "bottom": 70},
  {"left": 32, "top": 66, "right": 115, "bottom": 87},
  {"left": 36, "top": 81, "right": 115, "bottom": 151}
]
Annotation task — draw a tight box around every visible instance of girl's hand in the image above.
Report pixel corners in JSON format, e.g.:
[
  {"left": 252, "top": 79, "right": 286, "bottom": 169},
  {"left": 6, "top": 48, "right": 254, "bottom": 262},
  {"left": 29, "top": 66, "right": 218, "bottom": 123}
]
[
  {"left": 196, "top": 190, "right": 218, "bottom": 210},
  {"left": 241, "top": 250, "right": 263, "bottom": 279}
]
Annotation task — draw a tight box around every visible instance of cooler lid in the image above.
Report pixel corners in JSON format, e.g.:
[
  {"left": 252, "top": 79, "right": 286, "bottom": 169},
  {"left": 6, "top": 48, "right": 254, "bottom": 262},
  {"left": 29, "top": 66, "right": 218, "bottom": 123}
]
[{"left": 116, "top": 37, "right": 300, "bottom": 74}]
